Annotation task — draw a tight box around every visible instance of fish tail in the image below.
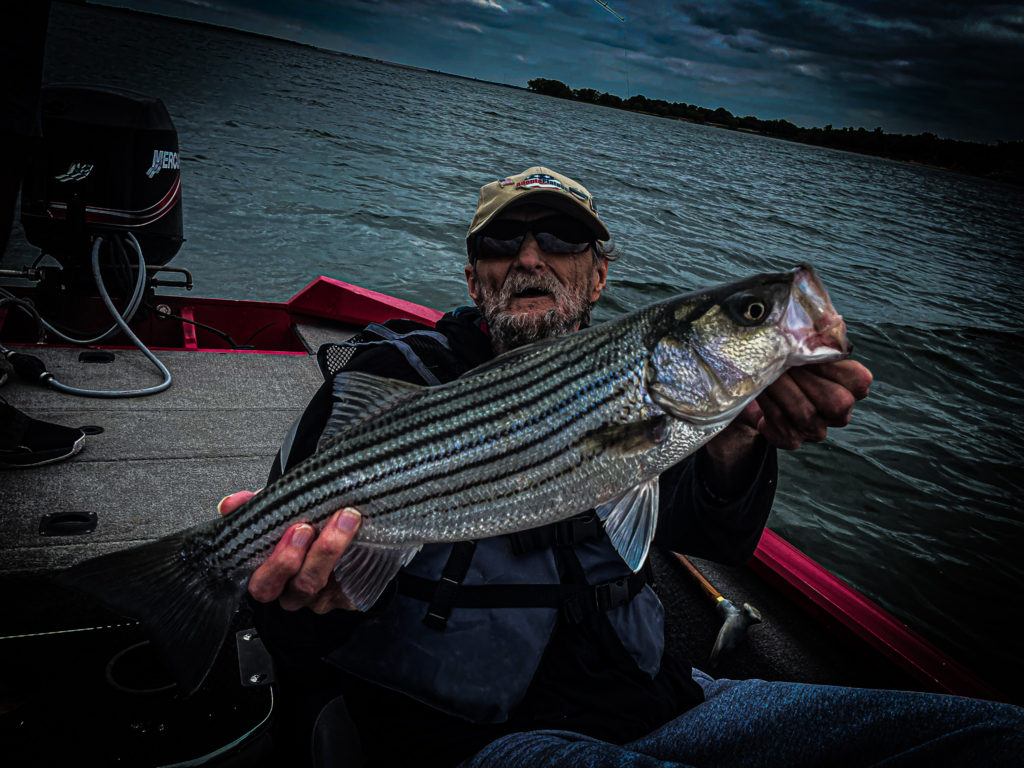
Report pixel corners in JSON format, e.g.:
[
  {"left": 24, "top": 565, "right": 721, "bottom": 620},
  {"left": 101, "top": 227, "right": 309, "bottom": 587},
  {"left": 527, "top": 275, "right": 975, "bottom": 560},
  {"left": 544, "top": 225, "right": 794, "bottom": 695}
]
[{"left": 54, "top": 528, "right": 245, "bottom": 696}]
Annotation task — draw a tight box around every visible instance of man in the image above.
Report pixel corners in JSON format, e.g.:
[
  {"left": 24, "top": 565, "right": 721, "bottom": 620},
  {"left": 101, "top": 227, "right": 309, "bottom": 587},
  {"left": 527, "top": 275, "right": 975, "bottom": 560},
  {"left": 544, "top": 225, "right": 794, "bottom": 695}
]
[{"left": 222, "top": 167, "right": 1020, "bottom": 766}]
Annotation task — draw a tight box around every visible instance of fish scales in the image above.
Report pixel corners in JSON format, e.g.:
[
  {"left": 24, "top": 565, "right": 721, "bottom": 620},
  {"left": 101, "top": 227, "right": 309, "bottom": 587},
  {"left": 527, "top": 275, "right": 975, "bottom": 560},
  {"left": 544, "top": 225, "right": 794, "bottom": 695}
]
[{"left": 57, "top": 265, "right": 851, "bottom": 695}]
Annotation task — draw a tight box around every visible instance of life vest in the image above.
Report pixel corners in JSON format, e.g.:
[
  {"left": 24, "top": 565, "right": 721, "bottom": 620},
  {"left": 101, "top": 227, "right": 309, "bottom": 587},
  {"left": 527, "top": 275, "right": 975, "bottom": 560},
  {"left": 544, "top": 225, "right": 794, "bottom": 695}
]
[{"left": 304, "top": 316, "right": 667, "bottom": 723}]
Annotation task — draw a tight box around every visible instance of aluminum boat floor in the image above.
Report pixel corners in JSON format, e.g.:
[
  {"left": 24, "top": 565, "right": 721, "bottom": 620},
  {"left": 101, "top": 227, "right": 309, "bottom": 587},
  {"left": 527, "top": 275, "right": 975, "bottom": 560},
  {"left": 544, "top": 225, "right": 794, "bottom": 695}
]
[{"left": 1, "top": 345, "right": 323, "bottom": 574}]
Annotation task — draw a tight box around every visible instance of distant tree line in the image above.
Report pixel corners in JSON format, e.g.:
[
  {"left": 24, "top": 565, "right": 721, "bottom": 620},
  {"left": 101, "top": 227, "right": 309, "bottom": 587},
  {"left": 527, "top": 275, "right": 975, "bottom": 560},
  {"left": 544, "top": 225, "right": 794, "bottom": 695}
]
[{"left": 527, "top": 78, "right": 1023, "bottom": 185}]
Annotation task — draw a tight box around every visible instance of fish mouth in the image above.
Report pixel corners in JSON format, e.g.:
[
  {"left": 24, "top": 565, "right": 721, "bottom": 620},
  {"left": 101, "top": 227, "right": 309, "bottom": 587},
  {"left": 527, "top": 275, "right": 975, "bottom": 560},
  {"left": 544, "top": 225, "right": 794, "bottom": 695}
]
[
  {"left": 807, "top": 317, "right": 850, "bottom": 355},
  {"left": 787, "top": 266, "right": 851, "bottom": 360}
]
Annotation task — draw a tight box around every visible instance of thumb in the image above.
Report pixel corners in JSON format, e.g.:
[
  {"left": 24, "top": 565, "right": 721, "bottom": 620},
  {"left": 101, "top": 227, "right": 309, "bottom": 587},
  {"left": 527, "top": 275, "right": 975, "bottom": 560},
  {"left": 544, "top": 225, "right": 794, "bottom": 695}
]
[
  {"left": 218, "top": 489, "right": 258, "bottom": 516},
  {"left": 736, "top": 401, "right": 764, "bottom": 431}
]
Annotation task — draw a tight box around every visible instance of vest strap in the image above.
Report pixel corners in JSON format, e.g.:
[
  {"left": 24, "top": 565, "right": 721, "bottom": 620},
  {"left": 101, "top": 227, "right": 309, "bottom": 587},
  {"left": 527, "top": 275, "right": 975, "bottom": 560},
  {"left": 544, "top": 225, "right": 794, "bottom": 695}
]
[
  {"left": 317, "top": 323, "right": 452, "bottom": 384},
  {"left": 508, "top": 511, "right": 603, "bottom": 555},
  {"left": 422, "top": 541, "right": 477, "bottom": 631},
  {"left": 397, "top": 569, "right": 648, "bottom": 626},
  {"left": 561, "top": 576, "right": 633, "bottom": 624}
]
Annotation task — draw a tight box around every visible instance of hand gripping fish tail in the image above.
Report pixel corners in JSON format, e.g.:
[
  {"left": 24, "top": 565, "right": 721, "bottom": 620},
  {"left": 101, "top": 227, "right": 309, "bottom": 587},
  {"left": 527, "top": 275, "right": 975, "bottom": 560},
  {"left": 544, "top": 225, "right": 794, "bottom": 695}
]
[{"left": 54, "top": 264, "right": 850, "bottom": 696}]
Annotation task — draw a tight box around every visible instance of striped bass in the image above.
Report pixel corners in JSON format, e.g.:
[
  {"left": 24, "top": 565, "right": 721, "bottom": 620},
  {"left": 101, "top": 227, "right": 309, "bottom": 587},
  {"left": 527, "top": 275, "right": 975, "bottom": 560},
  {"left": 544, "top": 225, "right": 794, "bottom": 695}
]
[{"left": 57, "top": 264, "right": 850, "bottom": 694}]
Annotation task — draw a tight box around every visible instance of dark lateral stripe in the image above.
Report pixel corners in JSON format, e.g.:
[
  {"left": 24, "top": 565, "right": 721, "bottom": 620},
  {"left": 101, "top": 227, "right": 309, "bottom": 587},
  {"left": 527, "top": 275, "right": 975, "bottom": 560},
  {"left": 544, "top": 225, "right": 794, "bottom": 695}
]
[
  {"left": 214, "top": 357, "right": 638, "bottom": 562},
  {"left": 276, "top": 344, "right": 626, "bottom": 483},
  {"left": 333, "top": 329, "right": 620, "bottom": 453},
  {"left": 220, "top": 357, "right": 632, "bottom": 560},
  {"left": 355, "top": 378, "right": 627, "bottom": 520},
  {"left": 365, "top": 409, "right": 614, "bottom": 539},
  {"left": 316, "top": 353, "right": 643, "bottom": 511}
]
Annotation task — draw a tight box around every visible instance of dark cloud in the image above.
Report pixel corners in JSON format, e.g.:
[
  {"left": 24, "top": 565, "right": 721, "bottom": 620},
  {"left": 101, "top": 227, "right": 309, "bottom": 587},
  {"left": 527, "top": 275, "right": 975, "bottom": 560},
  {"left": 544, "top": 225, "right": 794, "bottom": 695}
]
[
  {"left": 616, "top": 1, "right": 1023, "bottom": 139},
  {"left": 108, "top": 0, "right": 1023, "bottom": 141}
]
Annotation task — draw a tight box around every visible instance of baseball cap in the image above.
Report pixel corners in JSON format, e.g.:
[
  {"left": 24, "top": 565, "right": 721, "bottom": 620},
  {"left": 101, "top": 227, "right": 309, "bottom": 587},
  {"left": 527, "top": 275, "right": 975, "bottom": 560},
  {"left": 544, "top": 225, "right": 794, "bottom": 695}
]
[{"left": 466, "top": 166, "right": 610, "bottom": 253}]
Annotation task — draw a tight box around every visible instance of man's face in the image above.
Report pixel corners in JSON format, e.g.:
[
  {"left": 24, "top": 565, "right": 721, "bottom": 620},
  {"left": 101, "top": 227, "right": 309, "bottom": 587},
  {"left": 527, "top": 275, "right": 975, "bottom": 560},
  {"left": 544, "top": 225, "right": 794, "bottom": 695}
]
[{"left": 465, "top": 205, "right": 608, "bottom": 353}]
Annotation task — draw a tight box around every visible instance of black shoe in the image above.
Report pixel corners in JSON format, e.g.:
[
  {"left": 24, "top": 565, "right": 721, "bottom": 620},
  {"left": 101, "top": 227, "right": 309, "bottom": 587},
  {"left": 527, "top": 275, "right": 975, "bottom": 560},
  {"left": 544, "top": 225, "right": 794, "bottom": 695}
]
[{"left": 0, "top": 397, "right": 86, "bottom": 468}]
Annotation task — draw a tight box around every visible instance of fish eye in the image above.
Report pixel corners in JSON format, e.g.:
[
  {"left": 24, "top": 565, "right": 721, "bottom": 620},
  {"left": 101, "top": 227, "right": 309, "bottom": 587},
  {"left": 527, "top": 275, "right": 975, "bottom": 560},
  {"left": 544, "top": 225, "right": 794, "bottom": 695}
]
[
  {"left": 744, "top": 300, "right": 767, "bottom": 321},
  {"left": 726, "top": 293, "right": 772, "bottom": 326}
]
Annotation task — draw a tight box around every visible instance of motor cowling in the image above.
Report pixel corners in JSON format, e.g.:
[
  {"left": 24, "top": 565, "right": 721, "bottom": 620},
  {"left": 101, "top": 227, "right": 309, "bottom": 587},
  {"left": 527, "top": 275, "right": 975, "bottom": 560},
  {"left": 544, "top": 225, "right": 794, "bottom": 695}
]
[{"left": 20, "top": 84, "right": 184, "bottom": 291}]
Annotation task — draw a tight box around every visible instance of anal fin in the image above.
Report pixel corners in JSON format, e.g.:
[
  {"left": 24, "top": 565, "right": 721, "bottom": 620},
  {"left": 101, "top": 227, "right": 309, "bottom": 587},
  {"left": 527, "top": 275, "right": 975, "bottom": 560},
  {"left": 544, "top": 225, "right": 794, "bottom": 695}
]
[{"left": 333, "top": 540, "right": 422, "bottom": 611}]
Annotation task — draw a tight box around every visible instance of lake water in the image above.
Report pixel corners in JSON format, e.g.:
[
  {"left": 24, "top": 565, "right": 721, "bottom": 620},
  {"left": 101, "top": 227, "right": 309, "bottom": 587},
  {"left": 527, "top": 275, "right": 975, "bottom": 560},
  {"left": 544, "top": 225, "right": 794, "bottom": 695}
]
[{"left": 6, "top": 3, "right": 1023, "bottom": 697}]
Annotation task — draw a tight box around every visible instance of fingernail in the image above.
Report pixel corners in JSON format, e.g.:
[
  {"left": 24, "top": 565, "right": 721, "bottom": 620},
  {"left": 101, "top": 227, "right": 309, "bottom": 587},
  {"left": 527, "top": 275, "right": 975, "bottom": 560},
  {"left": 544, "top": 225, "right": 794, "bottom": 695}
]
[
  {"left": 291, "top": 524, "right": 313, "bottom": 548},
  {"left": 336, "top": 508, "right": 361, "bottom": 532}
]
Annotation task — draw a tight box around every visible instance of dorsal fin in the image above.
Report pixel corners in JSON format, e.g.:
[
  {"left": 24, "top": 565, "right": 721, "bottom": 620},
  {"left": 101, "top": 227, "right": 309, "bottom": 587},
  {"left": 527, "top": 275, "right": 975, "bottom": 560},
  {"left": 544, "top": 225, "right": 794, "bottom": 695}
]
[{"left": 318, "top": 371, "right": 423, "bottom": 451}]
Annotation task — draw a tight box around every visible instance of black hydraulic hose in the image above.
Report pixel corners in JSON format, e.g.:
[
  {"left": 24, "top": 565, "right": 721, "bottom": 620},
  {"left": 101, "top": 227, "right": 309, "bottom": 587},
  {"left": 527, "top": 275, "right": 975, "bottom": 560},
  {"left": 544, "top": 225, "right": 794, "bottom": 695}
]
[{"left": 145, "top": 300, "right": 243, "bottom": 349}]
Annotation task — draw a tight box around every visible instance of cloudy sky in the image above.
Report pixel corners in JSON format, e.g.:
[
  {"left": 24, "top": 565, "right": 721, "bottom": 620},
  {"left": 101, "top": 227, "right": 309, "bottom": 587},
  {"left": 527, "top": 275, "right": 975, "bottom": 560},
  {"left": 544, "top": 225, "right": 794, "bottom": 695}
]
[{"left": 99, "top": 0, "right": 1023, "bottom": 143}]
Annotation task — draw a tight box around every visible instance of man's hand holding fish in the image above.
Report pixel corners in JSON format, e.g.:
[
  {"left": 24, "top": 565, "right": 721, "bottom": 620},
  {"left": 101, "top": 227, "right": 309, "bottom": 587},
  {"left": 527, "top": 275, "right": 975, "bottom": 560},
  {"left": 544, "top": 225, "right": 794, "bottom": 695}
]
[{"left": 219, "top": 490, "right": 362, "bottom": 613}]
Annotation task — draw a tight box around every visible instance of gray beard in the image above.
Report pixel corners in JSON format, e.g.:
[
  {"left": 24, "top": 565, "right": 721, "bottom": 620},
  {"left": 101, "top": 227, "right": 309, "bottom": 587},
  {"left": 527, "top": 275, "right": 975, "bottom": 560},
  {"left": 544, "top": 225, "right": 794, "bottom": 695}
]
[{"left": 477, "top": 270, "right": 594, "bottom": 354}]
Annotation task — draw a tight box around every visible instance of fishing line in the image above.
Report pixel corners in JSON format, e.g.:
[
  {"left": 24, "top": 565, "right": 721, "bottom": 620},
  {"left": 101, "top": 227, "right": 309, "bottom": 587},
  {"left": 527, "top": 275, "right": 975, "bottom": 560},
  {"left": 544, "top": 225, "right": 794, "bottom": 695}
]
[
  {"left": 591, "top": 0, "right": 629, "bottom": 99},
  {"left": 106, "top": 639, "right": 177, "bottom": 694},
  {"left": 155, "top": 688, "right": 275, "bottom": 768},
  {"left": 0, "top": 620, "right": 140, "bottom": 641}
]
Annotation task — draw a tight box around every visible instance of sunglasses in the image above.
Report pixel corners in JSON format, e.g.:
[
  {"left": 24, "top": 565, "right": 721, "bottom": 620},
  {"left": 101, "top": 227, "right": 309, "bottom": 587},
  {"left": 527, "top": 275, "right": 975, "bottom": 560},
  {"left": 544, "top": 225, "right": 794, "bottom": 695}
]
[{"left": 472, "top": 216, "right": 593, "bottom": 262}]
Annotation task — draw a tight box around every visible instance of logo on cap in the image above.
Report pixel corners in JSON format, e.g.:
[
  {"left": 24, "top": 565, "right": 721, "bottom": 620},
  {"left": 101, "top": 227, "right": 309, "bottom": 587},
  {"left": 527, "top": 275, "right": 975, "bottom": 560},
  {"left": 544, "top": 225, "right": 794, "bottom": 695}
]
[{"left": 515, "top": 173, "right": 568, "bottom": 193}]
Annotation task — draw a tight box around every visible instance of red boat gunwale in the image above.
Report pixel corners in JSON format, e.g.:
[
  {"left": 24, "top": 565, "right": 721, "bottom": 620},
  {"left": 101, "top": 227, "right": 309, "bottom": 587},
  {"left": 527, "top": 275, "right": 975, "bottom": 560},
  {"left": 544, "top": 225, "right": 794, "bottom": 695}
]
[
  {"left": 288, "top": 275, "right": 444, "bottom": 328},
  {"left": 750, "top": 530, "right": 1005, "bottom": 701}
]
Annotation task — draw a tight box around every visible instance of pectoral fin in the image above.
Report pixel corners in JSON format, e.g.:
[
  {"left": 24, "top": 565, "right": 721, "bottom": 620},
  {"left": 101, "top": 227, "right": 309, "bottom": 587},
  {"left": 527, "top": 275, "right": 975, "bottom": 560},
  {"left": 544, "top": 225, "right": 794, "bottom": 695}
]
[
  {"left": 582, "top": 416, "right": 667, "bottom": 456},
  {"left": 595, "top": 478, "right": 660, "bottom": 572}
]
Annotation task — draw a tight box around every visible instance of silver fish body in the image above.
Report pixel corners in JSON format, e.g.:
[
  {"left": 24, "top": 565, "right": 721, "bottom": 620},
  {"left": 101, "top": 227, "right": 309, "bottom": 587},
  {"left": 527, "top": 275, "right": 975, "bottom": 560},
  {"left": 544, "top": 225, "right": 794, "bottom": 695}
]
[{"left": 58, "top": 264, "right": 849, "bottom": 694}]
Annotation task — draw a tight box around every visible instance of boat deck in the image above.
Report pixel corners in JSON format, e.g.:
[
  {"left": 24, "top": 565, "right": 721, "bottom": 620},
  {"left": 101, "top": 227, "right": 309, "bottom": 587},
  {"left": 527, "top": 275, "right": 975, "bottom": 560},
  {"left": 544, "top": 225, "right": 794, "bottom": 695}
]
[{"left": 1, "top": 346, "right": 320, "bottom": 573}]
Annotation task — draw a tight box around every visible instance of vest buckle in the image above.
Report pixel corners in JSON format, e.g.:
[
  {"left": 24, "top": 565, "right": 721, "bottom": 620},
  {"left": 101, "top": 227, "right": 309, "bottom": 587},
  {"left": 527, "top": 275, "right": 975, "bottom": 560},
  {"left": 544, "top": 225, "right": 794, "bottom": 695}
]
[
  {"left": 561, "top": 576, "right": 634, "bottom": 624},
  {"left": 594, "top": 577, "right": 631, "bottom": 612}
]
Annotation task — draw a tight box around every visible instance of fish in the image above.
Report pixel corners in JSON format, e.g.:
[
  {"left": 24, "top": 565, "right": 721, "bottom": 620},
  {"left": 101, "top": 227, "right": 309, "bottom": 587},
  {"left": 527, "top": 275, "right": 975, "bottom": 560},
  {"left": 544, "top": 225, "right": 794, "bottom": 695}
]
[{"left": 55, "top": 264, "right": 850, "bottom": 695}]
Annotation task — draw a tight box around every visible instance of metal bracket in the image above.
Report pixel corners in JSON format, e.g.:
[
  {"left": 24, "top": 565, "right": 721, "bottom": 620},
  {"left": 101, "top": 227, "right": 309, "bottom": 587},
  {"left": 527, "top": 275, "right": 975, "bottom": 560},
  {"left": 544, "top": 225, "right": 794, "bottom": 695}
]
[{"left": 235, "top": 628, "right": 275, "bottom": 687}]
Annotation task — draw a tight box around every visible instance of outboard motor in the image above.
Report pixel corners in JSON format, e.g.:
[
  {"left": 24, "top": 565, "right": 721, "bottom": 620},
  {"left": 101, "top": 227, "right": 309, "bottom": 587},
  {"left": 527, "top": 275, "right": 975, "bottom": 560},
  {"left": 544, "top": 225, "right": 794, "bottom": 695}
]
[
  {"left": 0, "top": 85, "right": 185, "bottom": 397},
  {"left": 20, "top": 84, "right": 184, "bottom": 296}
]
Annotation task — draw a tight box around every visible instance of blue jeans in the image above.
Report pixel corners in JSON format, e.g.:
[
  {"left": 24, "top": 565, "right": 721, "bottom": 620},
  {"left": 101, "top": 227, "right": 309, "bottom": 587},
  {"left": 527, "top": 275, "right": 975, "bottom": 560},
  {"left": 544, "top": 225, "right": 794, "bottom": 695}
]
[{"left": 461, "top": 670, "right": 1024, "bottom": 767}]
